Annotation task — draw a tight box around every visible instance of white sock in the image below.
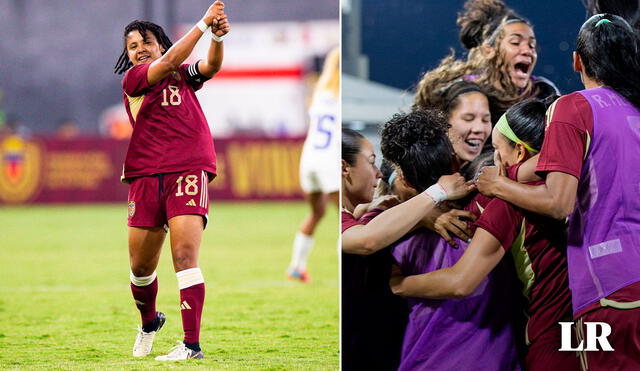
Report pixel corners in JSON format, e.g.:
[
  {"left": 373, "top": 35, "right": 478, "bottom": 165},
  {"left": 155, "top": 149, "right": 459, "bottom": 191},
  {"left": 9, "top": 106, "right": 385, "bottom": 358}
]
[
  {"left": 176, "top": 267, "right": 204, "bottom": 290},
  {"left": 289, "top": 232, "right": 314, "bottom": 271},
  {"left": 130, "top": 271, "right": 157, "bottom": 286}
]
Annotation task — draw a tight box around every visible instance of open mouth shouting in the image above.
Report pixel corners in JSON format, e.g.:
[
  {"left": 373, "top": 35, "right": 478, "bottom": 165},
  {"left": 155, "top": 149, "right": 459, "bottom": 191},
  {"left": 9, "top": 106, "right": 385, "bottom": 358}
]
[{"left": 511, "top": 59, "right": 533, "bottom": 88}]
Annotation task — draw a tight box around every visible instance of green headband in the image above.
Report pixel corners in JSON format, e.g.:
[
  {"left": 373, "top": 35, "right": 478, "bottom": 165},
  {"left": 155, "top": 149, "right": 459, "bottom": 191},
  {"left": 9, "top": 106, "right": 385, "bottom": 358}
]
[
  {"left": 495, "top": 113, "right": 539, "bottom": 154},
  {"left": 595, "top": 19, "right": 612, "bottom": 28}
]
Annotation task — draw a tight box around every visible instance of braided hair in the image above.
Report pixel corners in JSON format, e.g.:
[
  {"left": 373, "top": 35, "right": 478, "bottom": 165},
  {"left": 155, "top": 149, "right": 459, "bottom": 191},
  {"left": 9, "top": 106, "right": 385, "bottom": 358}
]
[{"left": 114, "top": 20, "right": 174, "bottom": 74}]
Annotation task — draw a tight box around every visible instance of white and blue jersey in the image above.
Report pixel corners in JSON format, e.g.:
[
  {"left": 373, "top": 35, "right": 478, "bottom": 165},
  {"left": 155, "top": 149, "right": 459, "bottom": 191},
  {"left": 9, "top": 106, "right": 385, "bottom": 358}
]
[{"left": 299, "top": 91, "right": 340, "bottom": 194}]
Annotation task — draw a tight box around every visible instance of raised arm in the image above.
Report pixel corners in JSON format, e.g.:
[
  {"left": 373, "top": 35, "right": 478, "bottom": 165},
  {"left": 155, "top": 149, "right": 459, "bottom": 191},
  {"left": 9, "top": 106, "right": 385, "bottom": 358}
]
[
  {"left": 147, "top": 2, "right": 222, "bottom": 85},
  {"left": 198, "top": 3, "right": 230, "bottom": 77},
  {"left": 342, "top": 173, "right": 475, "bottom": 255},
  {"left": 390, "top": 228, "right": 505, "bottom": 299}
]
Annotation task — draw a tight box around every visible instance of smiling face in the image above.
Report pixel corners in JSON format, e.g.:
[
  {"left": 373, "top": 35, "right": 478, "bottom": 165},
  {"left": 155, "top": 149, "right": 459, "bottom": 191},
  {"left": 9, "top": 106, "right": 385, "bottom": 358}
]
[
  {"left": 498, "top": 22, "right": 537, "bottom": 89},
  {"left": 126, "top": 30, "right": 165, "bottom": 66},
  {"left": 342, "top": 138, "right": 382, "bottom": 208},
  {"left": 447, "top": 92, "right": 492, "bottom": 163}
]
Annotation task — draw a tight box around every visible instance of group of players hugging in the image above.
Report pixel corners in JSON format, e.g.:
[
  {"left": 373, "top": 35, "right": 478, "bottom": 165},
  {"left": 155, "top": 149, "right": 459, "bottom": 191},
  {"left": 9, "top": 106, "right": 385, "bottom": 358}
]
[{"left": 341, "top": 0, "right": 640, "bottom": 370}]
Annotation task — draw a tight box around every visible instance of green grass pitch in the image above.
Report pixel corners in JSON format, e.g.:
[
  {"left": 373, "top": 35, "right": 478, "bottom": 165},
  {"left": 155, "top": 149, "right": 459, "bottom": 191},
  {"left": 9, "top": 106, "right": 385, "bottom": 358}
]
[{"left": 0, "top": 202, "right": 338, "bottom": 370}]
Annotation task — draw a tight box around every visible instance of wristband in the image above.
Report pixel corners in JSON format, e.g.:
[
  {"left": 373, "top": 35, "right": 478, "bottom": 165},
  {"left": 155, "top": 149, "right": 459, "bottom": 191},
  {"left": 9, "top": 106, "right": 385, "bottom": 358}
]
[
  {"left": 423, "top": 183, "right": 448, "bottom": 206},
  {"left": 212, "top": 33, "right": 224, "bottom": 42},
  {"left": 196, "top": 20, "right": 208, "bottom": 33}
]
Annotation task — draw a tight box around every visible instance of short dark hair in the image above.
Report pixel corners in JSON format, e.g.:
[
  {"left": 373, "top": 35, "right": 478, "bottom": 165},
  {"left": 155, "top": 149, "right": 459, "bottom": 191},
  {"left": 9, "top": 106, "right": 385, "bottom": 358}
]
[
  {"left": 114, "top": 20, "right": 174, "bottom": 74},
  {"left": 380, "top": 110, "right": 453, "bottom": 193}
]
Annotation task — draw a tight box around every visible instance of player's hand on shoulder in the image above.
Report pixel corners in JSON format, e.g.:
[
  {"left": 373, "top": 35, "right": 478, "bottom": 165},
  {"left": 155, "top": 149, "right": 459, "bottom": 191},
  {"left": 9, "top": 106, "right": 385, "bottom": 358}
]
[{"left": 438, "top": 173, "right": 475, "bottom": 201}]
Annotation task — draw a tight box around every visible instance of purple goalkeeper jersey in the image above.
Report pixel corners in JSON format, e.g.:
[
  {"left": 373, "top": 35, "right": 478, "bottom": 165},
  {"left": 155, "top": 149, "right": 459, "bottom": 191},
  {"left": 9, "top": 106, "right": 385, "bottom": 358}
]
[
  {"left": 121, "top": 63, "right": 216, "bottom": 182},
  {"left": 391, "top": 230, "right": 521, "bottom": 371}
]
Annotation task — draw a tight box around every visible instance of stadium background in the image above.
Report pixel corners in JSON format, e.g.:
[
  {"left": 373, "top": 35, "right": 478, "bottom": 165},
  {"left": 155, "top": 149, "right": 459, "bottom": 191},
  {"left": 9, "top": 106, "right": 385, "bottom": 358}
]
[{"left": 0, "top": 0, "right": 339, "bottom": 369}]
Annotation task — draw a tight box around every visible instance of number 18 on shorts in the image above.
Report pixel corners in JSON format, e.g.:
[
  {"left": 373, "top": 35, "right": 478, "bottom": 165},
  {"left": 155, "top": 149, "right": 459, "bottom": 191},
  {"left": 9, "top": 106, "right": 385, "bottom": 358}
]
[{"left": 127, "top": 170, "right": 210, "bottom": 228}]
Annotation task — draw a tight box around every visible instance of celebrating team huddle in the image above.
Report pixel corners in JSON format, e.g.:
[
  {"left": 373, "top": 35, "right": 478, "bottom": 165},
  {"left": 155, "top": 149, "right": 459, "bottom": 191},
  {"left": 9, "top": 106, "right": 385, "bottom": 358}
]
[{"left": 341, "top": 0, "right": 640, "bottom": 370}]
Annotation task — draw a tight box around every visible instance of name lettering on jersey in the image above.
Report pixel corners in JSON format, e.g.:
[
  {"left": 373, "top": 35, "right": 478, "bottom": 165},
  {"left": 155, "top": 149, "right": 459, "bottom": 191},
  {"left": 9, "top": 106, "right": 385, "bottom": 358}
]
[
  {"left": 161, "top": 85, "right": 182, "bottom": 106},
  {"left": 591, "top": 93, "right": 631, "bottom": 108}
]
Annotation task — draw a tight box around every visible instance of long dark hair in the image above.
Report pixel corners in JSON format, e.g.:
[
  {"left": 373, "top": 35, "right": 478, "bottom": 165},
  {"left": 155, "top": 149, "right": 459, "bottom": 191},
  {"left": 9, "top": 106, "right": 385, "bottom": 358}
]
[
  {"left": 576, "top": 14, "right": 640, "bottom": 110},
  {"left": 342, "top": 128, "right": 365, "bottom": 166},
  {"left": 380, "top": 110, "right": 453, "bottom": 193},
  {"left": 114, "top": 20, "right": 174, "bottom": 74},
  {"left": 582, "top": 0, "right": 640, "bottom": 30}
]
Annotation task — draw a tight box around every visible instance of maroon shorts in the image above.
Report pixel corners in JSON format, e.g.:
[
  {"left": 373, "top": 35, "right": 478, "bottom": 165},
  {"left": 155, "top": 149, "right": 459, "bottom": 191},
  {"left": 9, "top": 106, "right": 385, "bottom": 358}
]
[
  {"left": 127, "top": 170, "right": 210, "bottom": 229},
  {"left": 526, "top": 323, "right": 581, "bottom": 371},
  {"left": 575, "top": 306, "right": 640, "bottom": 371}
]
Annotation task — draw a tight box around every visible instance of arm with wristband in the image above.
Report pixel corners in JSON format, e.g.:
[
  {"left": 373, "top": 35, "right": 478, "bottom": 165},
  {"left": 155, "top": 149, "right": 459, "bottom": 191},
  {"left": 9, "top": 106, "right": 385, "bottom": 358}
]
[
  {"left": 146, "top": 1, "right": 223, "bottom": 85},
  {"left": 197, "top": 1, "right": 230, "bottom": 78},
  {"left": 342, "top": 173, "right": 475, "bottom": 255}
]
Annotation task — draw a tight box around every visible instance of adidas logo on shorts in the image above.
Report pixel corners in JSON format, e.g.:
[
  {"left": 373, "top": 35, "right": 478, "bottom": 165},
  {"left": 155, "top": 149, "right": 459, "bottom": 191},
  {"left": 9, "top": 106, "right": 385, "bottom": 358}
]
[{"left": 186, "top": 199, "right": 196, "bottom": 206}]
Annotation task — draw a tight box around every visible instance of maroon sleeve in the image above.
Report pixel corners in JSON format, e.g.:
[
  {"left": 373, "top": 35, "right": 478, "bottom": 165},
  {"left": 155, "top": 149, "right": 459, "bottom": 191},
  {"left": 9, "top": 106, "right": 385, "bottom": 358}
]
[
  {"left": 474, "top": 198, "right": 524, "bottom": 252},
  {"left": 122, "top": 64, "right": 151, "bottom": 97},
  {"left": 341, "top": 211, "right": 361, "bottom": 233},
  {"left": 535, "top": 93, "right": 594, "bottom": 180},
  {"left": 341, "top": 209, "right": 383, "bottom": 233}
]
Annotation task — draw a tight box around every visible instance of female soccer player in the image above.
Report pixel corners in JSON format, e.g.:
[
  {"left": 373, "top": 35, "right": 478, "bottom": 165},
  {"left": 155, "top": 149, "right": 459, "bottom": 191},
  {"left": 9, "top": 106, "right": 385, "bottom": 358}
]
[
  {"left": 477, "top": 14, "right": 640, "bottom": 370},
  {"left": 415, "top": 0, "right": 559, "bottom": 123},
  {"left": 113, "top": 1, "right": 230, "bottom": 361},
  {"left": 390, "top": 99, "right": 580, "bottom": 371},
  {"left": 424, "top": 81, "right": 492, "bottom": 168},
  {"left": 380, "top": 110, "right": 520, "bottom": 371},
  {"left": 286, "top": 48, "right": 340, "bottom": 283},
  {"left": 341, "top": 128, "right": 474, "bottom": 370}
]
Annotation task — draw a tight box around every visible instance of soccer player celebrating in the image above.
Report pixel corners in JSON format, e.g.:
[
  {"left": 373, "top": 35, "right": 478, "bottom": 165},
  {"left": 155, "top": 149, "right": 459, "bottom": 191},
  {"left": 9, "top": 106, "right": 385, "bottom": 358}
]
[
  {"left": 287, "top": 47, "right": 340, "bottom": 282},
  {"left": 390, "top": 99, "right": 580, "bottom": 370},
  {"left": 477, "top": 14, "right": 640, "bottom": 370},
  {"left": 113, "top": 1, "right": 230, "bottom": 361}
]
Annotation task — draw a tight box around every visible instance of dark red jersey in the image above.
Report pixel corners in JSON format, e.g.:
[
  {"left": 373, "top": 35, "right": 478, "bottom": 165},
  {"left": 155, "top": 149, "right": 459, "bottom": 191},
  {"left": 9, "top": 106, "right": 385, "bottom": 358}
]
[
  {"left": 536, "top": 93, "right": 594, "bottom": 180},
  {"left": 475, "top": 164, "right": 572, "bottom": 345},
  {"left": 121, "top": 63, "right": 216, "bottom": 182}
]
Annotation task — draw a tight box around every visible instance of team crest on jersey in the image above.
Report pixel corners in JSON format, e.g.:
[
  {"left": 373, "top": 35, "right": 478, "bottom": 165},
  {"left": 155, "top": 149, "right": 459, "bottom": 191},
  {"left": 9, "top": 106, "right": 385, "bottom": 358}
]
[
  {"left": 0, "top": 135, "right": 41, "bottom": 203},
  {"left": 171, "top": 71, "right": 182, "bottom": 81},
  {"left": 128, "top": 201, "right": 136, "bottom": 218}
]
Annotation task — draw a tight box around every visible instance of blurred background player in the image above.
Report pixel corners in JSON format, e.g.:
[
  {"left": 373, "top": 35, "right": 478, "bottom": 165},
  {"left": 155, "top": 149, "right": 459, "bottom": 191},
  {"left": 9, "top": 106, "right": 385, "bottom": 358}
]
[
  {"left": 113, "top": 1, "right": 230, "bottom": 361},
  {"left": 287, "top": 47, "right": 340, "bottom": 282}
]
